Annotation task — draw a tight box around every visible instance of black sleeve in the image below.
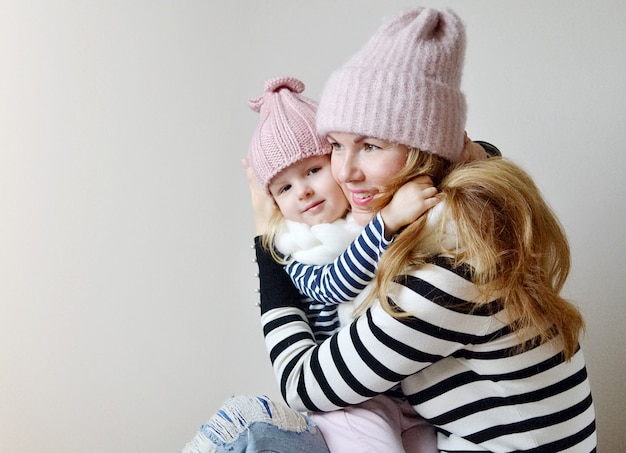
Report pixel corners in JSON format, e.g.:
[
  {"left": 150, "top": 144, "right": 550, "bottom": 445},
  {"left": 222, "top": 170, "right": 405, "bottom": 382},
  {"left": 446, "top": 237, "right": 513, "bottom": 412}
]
[
  {"left": 254, "top": 236, "right": 304, "bottom": 315},
  {"left": 475, "top": 140, "right": 502, "bottom": 158}
]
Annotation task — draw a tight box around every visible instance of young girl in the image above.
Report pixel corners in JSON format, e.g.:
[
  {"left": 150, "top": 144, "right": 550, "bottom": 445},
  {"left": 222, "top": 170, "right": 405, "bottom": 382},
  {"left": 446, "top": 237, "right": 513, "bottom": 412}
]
[
  {"left": 181, "top": 76, "right": 442, "bottom": 453},
  {"left": 245, "top": 75, "right": 439, "bottom": 341}
]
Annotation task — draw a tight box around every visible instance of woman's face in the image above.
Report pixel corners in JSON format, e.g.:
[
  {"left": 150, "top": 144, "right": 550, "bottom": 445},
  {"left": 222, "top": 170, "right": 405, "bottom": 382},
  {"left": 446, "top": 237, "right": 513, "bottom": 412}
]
[{"left": 328, "top": 132, "right": 409, "bottom": 225}]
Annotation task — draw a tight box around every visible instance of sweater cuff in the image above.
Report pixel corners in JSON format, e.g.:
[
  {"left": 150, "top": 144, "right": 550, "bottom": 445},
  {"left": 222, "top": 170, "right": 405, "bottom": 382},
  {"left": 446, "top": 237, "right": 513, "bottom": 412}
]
[
  {"left": 255, "top": 236, "right": 304, "bottom": 314},
  {"left": 374, "top": 212, "right": 394, "bottom": 250}
]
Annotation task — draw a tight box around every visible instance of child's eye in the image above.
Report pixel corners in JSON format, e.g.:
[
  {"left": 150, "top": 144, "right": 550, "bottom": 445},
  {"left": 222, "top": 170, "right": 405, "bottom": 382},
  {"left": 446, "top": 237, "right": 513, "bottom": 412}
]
[
  {"left": 308, "top": 167, "right": 322, "bottom": 175},
  {"left": 279, "top": 184, "right": 292, "bottom": 194}
]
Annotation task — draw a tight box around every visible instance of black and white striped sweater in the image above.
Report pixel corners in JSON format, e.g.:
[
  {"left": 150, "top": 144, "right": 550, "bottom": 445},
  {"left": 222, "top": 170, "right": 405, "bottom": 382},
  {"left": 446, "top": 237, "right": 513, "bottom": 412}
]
[{"left": 256, "top": 238, "right": 597, "bottom": 452}]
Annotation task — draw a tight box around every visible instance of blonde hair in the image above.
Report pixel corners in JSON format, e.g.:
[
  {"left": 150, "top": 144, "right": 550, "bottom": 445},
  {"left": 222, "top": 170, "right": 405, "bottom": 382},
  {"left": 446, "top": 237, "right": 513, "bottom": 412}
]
[
  {"left": 367, "top": 157, "right": 584, "bottom": 360},
  {"left": 260, "top": 206, "right": 291, "bottom": 264}
]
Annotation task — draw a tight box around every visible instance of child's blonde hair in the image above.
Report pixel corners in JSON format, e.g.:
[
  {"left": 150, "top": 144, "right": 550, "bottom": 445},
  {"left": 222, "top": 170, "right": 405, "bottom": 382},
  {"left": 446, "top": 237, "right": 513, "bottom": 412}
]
[
  {"left": 366, "top": 156, "right": 584, "bottom": 360},
  {"left": 260, "top": 207, "right": 290, "bottom": 265}
]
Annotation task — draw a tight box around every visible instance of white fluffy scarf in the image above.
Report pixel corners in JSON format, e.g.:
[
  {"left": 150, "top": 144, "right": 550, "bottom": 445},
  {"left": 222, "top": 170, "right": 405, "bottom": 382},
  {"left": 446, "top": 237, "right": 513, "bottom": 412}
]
[{"left": 274, "top": 214, "right": 363, "bottom": 266}]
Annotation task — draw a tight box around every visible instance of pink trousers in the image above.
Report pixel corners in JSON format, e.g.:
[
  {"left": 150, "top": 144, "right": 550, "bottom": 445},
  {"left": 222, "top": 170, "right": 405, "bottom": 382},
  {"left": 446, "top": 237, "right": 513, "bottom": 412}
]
[{"left": 309, "top": 394, "right": 438, "bottom": 453}]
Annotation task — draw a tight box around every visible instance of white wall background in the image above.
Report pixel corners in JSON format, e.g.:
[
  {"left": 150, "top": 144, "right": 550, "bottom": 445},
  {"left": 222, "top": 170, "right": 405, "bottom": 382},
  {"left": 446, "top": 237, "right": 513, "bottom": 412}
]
[{"left": 1, "top": 1, "right": 624, "bottom": 451}]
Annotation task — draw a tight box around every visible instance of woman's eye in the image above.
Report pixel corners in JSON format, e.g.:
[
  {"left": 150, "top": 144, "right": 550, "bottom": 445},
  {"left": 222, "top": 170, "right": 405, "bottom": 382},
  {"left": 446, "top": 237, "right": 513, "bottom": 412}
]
[
  {"left": 329, "top": 141, "right": 343, "bottom": 151},
  {"left": 364, "top": 143, "right": 381, "bottom": 152}
]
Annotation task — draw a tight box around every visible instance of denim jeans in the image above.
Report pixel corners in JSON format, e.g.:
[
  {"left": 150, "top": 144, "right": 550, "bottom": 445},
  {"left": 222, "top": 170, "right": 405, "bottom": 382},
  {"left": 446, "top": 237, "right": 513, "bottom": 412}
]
[{"left": 182, "top": 395, "right": 330, "bottom": 453}]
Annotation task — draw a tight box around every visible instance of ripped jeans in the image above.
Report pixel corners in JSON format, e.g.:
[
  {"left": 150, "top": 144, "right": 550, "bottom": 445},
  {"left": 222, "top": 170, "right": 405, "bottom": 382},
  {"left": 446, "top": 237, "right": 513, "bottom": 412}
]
[
  {"left": 182, "top": 395, "right": 330, "bottom": 453},
  {"left": 182, "top": 394, "right": 437, "bottom": 453}
]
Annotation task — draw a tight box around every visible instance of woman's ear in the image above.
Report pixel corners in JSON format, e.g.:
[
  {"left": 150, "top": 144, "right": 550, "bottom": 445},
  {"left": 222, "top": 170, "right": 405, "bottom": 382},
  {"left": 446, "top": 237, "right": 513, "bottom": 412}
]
[{"left": 459, "top": 132, "right": 488, "bottom": 163}]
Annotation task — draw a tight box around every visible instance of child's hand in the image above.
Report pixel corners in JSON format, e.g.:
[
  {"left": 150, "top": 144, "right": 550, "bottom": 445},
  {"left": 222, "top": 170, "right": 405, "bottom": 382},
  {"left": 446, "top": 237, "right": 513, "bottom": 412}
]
[
  {"left": 380, "top": 175, "right": 439, "bottom": 238},
  {"left": 243, "top": 157, "right": 276, "bottom": 236}
]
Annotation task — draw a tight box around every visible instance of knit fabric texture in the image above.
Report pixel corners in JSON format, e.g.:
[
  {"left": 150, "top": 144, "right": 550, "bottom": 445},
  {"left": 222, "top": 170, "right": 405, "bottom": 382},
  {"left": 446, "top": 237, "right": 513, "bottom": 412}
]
[
  {"left": 317, "top": 7, "right": 467, "bottom": 162},
  {"left": 248, "top": 76, "right": 330, "bottom": 191}
]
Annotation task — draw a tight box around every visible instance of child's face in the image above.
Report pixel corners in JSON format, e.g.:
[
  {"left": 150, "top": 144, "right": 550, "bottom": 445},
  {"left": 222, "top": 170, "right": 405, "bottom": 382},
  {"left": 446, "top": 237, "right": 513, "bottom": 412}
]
[{"left": 268, "top": 154, "right": 349, "bottom": 226}]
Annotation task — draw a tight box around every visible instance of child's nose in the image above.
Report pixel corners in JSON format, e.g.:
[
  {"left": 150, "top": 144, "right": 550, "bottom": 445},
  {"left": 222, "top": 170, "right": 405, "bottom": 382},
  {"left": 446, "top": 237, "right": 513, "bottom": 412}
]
[{"left": 298, "top": 185, "right": 313, "bottom": 199}]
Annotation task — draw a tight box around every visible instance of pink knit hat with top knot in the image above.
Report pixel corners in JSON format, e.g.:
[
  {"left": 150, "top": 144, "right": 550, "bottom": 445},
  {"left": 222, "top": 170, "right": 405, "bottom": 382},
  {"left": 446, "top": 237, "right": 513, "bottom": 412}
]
[
  {"left": 317, "top": 7, "right": 467, "bottom": 162},
  {"left": 248, "top": 76, "right": 330, "bottom": 192}
]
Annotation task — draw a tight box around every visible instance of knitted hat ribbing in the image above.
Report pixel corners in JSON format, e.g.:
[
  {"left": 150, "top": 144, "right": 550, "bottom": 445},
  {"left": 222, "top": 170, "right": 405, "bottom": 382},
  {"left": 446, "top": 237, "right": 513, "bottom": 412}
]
[
  {"left": 248, "top": 76, "right": 330, "bottom": 191},
  {"left": 317, "top": 7, "right": 467, "bottom": 162}
]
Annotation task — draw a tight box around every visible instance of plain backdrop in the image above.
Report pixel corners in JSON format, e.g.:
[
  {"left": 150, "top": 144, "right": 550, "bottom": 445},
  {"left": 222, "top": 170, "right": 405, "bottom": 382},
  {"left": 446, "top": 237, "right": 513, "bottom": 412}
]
[{"left": 1, "top": 1, "right": 624, "bottom": 451}]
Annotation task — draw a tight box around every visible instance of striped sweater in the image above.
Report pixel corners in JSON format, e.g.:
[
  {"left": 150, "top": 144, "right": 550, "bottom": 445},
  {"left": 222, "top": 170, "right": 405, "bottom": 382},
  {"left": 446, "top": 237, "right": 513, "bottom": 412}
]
[
  {"left": 256, "top": 239, "right": 597, "bottom": 452},
  {"left": 277, "top": 213, "right": 390, "bottom": 342}
]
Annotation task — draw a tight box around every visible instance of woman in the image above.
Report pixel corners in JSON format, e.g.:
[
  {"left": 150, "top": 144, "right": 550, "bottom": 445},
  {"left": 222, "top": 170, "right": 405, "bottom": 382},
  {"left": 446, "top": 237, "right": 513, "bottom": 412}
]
[
  {"left": 184, "top": 7, "right": 596, "bottom": 452},
  {"left": 261, "top": 6, "right": 595, "bottom": 452}
]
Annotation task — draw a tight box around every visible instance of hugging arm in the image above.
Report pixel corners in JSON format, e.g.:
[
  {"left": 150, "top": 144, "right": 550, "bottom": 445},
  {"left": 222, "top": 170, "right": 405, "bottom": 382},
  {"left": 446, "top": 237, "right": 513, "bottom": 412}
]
[
  {"left": 285, "top": 176, "right": 439, "bottom": 305},
  {"left": 256, "top": 237, "right": 470, "bottom": 412},
  {"left": 284, "top": 213, "right": 390, "bottom": 304}
]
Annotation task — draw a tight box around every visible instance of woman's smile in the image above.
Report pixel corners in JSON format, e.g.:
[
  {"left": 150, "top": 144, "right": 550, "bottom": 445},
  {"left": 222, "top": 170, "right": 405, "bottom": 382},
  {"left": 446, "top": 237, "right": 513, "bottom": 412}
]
[{"left": 348, "top": 190, "right": 376, "bottom": 207}]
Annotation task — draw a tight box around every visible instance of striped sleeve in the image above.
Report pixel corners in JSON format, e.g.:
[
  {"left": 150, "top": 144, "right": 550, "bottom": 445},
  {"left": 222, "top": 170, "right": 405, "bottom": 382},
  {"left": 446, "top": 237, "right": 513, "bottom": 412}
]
[
  {"left": 284, "top": 212, "right": 391, "bottom": 304},
  {"left": 305, "top": 298, "right": 341, "bottom": 343},
  {"left": 260, "top": 245, "right": 483, "bottom": 411}
]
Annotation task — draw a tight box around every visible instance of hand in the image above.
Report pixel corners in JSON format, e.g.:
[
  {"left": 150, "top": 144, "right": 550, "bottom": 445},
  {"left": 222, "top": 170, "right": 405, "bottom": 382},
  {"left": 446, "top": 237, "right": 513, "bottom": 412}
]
[
  {"left": 242, "top": 157, "right": 276, "bottom": 235},
  {"left": 380, "top": 175, "right": 439, "bottom": 238}
]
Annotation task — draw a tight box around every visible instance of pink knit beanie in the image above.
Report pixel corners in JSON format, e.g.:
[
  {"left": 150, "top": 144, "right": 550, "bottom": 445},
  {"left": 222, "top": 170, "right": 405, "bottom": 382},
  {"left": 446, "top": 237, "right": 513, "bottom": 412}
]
[
  {"left": 317, "top": 7, "right": 467, "bottom": 162},
  {"left": 248, "top": 76, "right": 330, "bottom": 192}
]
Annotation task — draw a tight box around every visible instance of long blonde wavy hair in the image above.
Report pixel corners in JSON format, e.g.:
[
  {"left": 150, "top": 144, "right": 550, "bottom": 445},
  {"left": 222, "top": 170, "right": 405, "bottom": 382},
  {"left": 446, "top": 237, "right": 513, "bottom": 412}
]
[{"left": 362, "top": 155, "right": 584, "bottom": 360}]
